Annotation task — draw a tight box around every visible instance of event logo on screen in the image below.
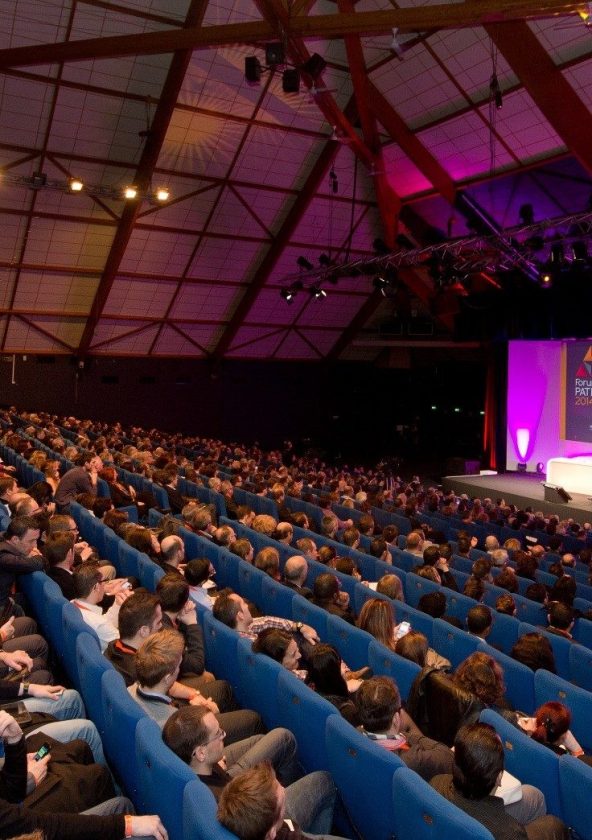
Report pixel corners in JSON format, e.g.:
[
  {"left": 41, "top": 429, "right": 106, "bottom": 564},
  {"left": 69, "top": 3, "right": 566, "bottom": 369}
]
[{"left": 567, "top": 342, "right": 592, "bottom": 440}]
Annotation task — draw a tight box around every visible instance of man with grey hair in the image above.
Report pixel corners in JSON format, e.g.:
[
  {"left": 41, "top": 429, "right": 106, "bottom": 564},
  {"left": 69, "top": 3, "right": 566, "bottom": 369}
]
[
  {"left": 484, "top": 535, "right": 500, "bottom": 553},
  {"left": 490, "top": 548, "right": 509, "bottom": 568},
  {"left": 282, "top": 556, "right": 313, "bottom": 600}
]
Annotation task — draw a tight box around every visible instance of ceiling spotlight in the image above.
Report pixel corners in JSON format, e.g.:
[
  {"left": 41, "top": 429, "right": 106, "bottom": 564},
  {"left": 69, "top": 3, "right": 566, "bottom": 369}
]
[
  {"left": 572, "top": 240, "right": 589, "bottom": 263},
  {"left": 155, "top": 187, "right": 170, "bottom": 202},
  {"left": 281, "top": 288, "right": 295, "bottom": 303},
  {"left": 69, "top": 178, "right": 84, "bottom": 192},
  {"left": 27, "top": 172, "right": 47, "bottom": 189},
  {"left": 390, "top": 27, "right": 405, "bottom": 57},
  {"left": 373, "top": 274, "right": 388, "bottom": 296},
  {"left": 550, "top": 243, "right": 565, "bottom": 266},
  {"left": 124, "top": 186, "right": 138, "bottom": 200},
  {"left": 539, "top": 270, "right": 552, "bottom": 287},
  {"left": 311, "top": 285, "right": 327, "bottom": 299},
  {"left": 319, "top": 253, "right": 335, "bottom": 267},
  {"left": 519, "top": 203, "right": 534, "bottom": 225},
  {"left": 297, "top": 256, "right": 314, "bottom": 271}
]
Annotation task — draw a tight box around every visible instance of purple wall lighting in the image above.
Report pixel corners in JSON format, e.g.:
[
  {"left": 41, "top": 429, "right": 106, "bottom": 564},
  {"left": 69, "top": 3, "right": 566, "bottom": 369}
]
[{"left": 507, "top": 343, "right": 549, "bottom": 463}]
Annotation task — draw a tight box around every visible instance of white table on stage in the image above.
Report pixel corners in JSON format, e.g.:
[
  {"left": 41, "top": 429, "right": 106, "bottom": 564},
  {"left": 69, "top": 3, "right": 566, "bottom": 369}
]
[{"left": 546, "top": 456, "right": 592, "bottom": 494}]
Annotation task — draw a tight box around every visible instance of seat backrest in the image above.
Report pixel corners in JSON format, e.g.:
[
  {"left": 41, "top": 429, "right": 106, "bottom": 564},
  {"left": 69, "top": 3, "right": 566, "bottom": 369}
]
[
  {"left": 138, "top": 555, "right": 165, "bottom": 592},
  {"left": 367, "top": 639, "right": 421, "bottom": 702},
  {"left": 485, "top": 612, "right": 520, "bottom": 655},
  {"left": 405, "top": 573, "right": 441, "bottom": 609},
  {"left": 202, "top": 611, "right": 240, "bottom": 693},
  {"left": 479, "top": 709, "right": 562, "bottom": 817},
  {"left": 62, "top": 600, "right": 101, "bottom": 688},
  {"left": 392, "top": 766, "right": 494, "bottom": 840},
  {"left": 276, "top": 669, "right": 338, "bottom": 773},
  {"left": 135, "top": 716, "right": 195, "bottom": 840},
  {"left": 414, "top": 669, "right": 481, "bottom": 747},
  {"left": 291, "top": 594, "right": 328, "bottom": 638},
  {"left": 558, "top": 755, "right": 592, "bottom": 839},
  {"left": 101, "top": 668, "right": 146, "bottom": 808},
  {"left": 182, "top": 779, "right": 238, "bottom": 840},
  {"left": 432, "top": 619, "right": 483, "bottom": 669},
  {"left": 568, "top": 642, "right": 592, "bottom": 692},
  {"left": 260, "top": 575, "right": 295, "bottom": 618},
  {"left": 519, "top": 622, "right": 571, "bottom": 679},
  {"left": 325, "top": 613, "right": 373, "bottom": 671},
  {"left": 235, "top": 637, "right": 282, "bottom": 729},
  {"left": 325, "top": 713, "right": 404, "bottom": 840},
  {"left": 534, "top": 668, "right": 592, "bottom": 752},
  {"left": 486, "top": 646, "right": 535, "bottom": 713},
  {"left": 76, "top": 631, "right": 113, "bottom": 736}
]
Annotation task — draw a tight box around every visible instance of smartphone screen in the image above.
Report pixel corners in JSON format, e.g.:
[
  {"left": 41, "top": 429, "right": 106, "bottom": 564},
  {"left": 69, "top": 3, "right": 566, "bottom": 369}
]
[{"left": 34, "top": 742, "right": 51, "bottom": 761}]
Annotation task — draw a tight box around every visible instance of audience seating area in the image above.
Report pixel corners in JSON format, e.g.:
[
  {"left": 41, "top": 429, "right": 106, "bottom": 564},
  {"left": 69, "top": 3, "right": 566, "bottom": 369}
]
[{"left": 4, "top": 411, "right": 592, "bottom": 840}]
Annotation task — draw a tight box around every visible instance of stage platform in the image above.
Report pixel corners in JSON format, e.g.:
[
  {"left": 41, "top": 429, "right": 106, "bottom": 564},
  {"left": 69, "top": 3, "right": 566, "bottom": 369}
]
[{"left": 441, "top": 472, "right": 592, "bottom": 523}]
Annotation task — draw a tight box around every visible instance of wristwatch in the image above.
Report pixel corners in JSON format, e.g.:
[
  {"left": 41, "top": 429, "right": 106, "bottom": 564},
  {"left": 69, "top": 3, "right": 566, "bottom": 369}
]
[
  {"left": 293, "top": 621, "right": 303, "bottom": 633},
  {"left": 21, "top": 682, "right": 30, "bottom": 695}
]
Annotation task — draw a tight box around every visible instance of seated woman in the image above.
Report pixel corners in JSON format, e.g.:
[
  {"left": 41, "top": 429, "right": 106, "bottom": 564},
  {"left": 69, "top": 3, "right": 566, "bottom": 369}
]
[
  {"left": 519, "top": 701, "right": 591, "bottom": 764},
  {"left": 305, "top": 644, "right": 360, "bottom": 725},
  {"left": 251, "top": 628, "right": 308, "bottom": 681},
  {"left": 510, "top": 632, "right": 556, "bottom": 673},
  {"left": 99, "top": 466, "right": 137, "bottom": 508},
  {"left": 453, "top": 651, "right": 516, "bottom": 725},
  {"left": 357, "top": 598, "right": 450, "bottom": 670},
  {"left": 395, "top": 629, "right": 450, "bottom": 671}
]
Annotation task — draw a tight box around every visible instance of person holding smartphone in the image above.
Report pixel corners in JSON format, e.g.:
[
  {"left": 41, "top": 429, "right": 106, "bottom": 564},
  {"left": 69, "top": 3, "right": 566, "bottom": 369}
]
[{"left": 0, "top": 709, "right": 168, "bottom": 840}]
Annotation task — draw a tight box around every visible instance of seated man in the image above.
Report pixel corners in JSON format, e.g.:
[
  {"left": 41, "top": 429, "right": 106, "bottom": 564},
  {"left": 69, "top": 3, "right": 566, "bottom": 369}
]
[
  {"left": 156, "top": 574, "right": 235, "bottom": 710},
  {"left": 159, "top": 535, "right": 185, "bottom": 575},
  {"left": 71, "top": 563, "right": 131, "bottom": 652},
  {"left": 466, "top": 605, "right": 493, "bottom": 643},
  {"left": 128, "top": 628, "right": 263, "bottom": 745},
  {"left": 0, "top": 516, "right": 44, "bottom": 618},
  {"left": 164, "top": 705, "right": 340, "bottom": 838},
  {"left": 431, "top": 722, "right": 569, "bottom": 840},
  {"left": 546, "top": 602, "right": 576, "bottom": 640},
  {"left": 282, "top": 556, "right": 313, "bottom": 600},
  {"left": 213, "top": 592, "right": 318, "bottom": 644},
  {"left": 44, "top": 531, "right": 77, "bottom": 599},
  {"left": 312, "top": 573, "right": 355, "bottom": 625},
  {"left": 356, "top": 676, "right": 454, "bottom": 781},
  {"left": 0, "top": 708, "right": 167, "bottom": 840},
  {"left": 185, "top": 557, "right": 216, "bottom": 611}
]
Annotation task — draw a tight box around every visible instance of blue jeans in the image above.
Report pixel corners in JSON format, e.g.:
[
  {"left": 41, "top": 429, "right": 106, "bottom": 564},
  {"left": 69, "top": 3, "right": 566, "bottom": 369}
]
[{"left": 23, "top": 688, "right": 85, "bottom": 720}]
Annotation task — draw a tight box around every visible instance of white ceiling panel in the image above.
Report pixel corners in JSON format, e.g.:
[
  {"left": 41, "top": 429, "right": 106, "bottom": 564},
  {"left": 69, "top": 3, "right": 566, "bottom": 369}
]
[
  {"left": 13, "top": 272, "right": 99, "bottom": 313},
  {"left": 169, "top": 282, "right": 238, "bottom": 321},
  {"left": 23, "top": 218, "right": 116, "bottom": 269},
  {"left": 186, "top": 237, "right": 264, "bottom": 282},
  {"left": 227, "top": 325, "right": 284, "bottom": 356},
  {"left": 151, "top": 323, "right": 224, "bottom": 355},
  {"left": 118, "top": 228, "right": 198, "bottom": 275},
  {"left": 274, "top": 329, "right": 322, "bottom": 359},
  {"left": 104, "top": 277, "right": 176, "bottom": 318}
]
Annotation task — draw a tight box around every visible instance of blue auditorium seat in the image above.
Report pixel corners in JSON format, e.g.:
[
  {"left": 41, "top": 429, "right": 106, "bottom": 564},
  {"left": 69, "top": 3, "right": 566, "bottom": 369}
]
[{"left": 182, "top": 779, "right": 238, "bottom": 840}]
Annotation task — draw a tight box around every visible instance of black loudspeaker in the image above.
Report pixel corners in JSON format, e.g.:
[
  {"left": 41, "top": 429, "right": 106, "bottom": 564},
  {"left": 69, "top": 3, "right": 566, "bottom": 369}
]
[
  {"left": 265, "top": 42, "right": 285, "bottom": 66},
  {"left": 282, "top": 69, "right": 300, "bottom": 94},
  {"left": 245, "top": 57, "right": 262, "bottom": 84},
  {"left": 543, "top": 483, "right": 572, "bottom": 503}
]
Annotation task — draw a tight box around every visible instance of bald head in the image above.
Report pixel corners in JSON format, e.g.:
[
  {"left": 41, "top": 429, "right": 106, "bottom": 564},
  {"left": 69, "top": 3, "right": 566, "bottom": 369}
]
[
  {"left": 284, "top": 555, "right": 308, "bottom": 586},
  {"left": 160, "top": 535, "right": 185, "bottom": 567}
]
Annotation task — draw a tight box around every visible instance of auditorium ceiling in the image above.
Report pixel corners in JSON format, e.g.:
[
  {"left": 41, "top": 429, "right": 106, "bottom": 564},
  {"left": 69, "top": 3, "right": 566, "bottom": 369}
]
[{"left": 0, "top": 0, "right": 590, "bottom": 361}]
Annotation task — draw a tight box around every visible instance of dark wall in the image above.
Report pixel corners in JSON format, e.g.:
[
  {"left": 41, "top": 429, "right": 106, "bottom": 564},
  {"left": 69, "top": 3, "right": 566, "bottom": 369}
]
[{"left": 0, "top": 352, "right": 487, "bottom": 464}]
